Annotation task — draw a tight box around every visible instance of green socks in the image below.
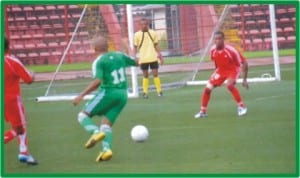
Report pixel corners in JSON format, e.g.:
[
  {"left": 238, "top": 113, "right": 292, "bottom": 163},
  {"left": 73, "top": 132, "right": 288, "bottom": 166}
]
[
  {"left": 78, "top": 112, "right": 99, "bottom": 134},
  {"left": 100, "top": 124, "right": 112, "bottom": 151}
]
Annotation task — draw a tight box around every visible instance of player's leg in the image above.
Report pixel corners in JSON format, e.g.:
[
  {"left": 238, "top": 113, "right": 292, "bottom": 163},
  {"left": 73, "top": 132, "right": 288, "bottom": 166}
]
[
  {"left": 7, "top": 96, "right": 38, "bottom": 165},
  {"left": 96, "top": 91, "right": 127, "bottom": 162},
  {"left": 141, "top": 63, "right": 150, "bottom": 98},
  {"left": 79, "top": 90, "right": 108, "bottom": 148},
  {"left": 96, "top": 118, "right": 113, "bottom": 162},
  {"left": 4, "top": 99, "right": 18, "bottom": 144},
  {"left": 4, "top": 129, "right": 17, "bottom": 144},
  {"left": 151, "top": 62, "right": 162, "bottom": 96},
  {"left": 226, "top": 75, "right": 247, "bottom": 116},
  {"left": 195, "top": 71, "right": 226, "bottom": 118}
]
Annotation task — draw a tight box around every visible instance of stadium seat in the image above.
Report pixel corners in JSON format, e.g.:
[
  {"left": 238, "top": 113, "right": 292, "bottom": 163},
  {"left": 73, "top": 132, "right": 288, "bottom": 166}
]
[
  {"left": 24, "top": 43, "right": 36, "bottom": 49},
  {"left": 8, "top": 17, "right": 14, "bottom": 22},
  {"left": 38, "top": 16, "right": 48, "bottom": 20},
  {"left": 69, "top": 5, "right": 78, "bottom": 9},
  {"left": 276, "top": 8, "right": 287, "bottom": 15},
  {"left": 287, "top": 36, "right": 295, "bottom": 41},
  {"left": 27, "top": 16, "right": 37, "bottom": 21},
  {"left": 60, "top": 41, "right": 68, "bottom": 46},
  {"left": 13, "top": 44, "right": 24, "bottom": 49},
  {"left": 40, "top": 52, "right": 51, "bottom": 57},
  {"left": 17, "top": 53, "right": 27, "bottom": 58},
  {"left": 34, "top": 6, "right": 45, "bottom": 11},
  {"left": 33, "top": 33, "right": 44, "bottom": 38},
  {"left": 56, "top": 32, "right": 66, "bottom": 37},
  {"left": 249, "top": 29, "right": 259, "bottom": 35},
  {"left": 11, "top": 6, "right": 22, "bottom": 12},
  {"left": 49, "top": 42, "right": 59, "bottom": 47},
  {"left": 45, "top": 33, "right": 55, "bottom": 38},
  {"left": 287, "top": 7, "right": 296, "bottom": 13},
  {"left": 72, "top": 14, "right": 81, "bottom": 19},
  {"left": 57, "top": 5, "right": 65, "bottom": 10},
  {"left": 53, "top": 24, "right": 64, "bottom": 29},
  {"left": 261, "top": 28, "right": 270, "bottom": 34},
  {"left": 284, "top": 26, "right": 294, "bottom": 32},
  {"left": 79, "top": 31, "right": 89, "bottom": 36},
  {"left": 28, "top": 52, "right": 39, "bottom": 57},
  {"left": 46, "top": 5, "right": 56, "bottom": 10},
  {"left": 36, "top": 43, "right": 47, "bottom": 48},
  {"left": 50, "top": 15, "right": 60, "bottom": 20},
  {"left": 23, "top": 6, "right": 33, "bottom": 11},
  {"left": 10, "top": 35, "right": 20, "bottom": 39},
  {"left": 15, "top": 17, "right": 25, "bottom": 21},
  {"left": 21, "top": 34, "right": 32, "bottom": 39}
]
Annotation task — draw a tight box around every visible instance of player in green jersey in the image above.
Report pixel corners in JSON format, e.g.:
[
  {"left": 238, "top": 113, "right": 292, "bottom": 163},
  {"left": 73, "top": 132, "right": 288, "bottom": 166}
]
[{"left": 73, "top": 36, "right": 137, "bottom": 162}]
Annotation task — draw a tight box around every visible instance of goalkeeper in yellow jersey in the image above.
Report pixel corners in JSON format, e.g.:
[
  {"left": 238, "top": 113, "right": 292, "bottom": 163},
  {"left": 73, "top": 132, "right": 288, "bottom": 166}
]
[{"left": 134, "top": 18, "right": 163, "bottom": 98}]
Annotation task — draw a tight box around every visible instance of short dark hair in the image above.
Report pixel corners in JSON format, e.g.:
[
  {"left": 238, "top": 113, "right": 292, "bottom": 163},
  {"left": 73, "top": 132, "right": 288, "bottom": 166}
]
[
  {"left": 214, "top": 31, "right": 225, "bottom": 38},
  {"left": 5, "top": 36, "right": 9, "bottom": 51}
]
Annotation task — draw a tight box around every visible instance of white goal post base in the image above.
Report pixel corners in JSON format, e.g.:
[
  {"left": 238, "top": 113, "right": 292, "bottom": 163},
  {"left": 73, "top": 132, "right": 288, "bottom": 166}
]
[
  {"left": 36, "top": 92, "right": 138, "bottom": 102},
  {"left": 186, "top": 77, "right": 278, "bottom": 86}
]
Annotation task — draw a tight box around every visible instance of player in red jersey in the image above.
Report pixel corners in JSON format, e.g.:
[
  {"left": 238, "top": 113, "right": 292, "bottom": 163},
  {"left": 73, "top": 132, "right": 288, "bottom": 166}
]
[
  {"left": 4, "top": 37, "right": 38, "bottom": 165},
  {"left": 194, "top": 31, "right": 249, "bottom": 118}
]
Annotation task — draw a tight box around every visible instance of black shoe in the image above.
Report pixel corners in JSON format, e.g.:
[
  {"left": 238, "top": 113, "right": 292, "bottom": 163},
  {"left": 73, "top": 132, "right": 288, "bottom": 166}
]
[
  {"left": 158, "top": 92, "right": 163, "bottom": 97},
  {"left": 143, "top": 93, "right": 148, "bottom": 99}
]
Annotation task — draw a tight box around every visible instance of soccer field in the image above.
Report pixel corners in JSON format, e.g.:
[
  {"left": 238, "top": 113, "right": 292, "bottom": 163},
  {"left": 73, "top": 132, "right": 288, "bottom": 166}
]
[{"left": 4, "top": 64, "right": 296, "bottom": 174}]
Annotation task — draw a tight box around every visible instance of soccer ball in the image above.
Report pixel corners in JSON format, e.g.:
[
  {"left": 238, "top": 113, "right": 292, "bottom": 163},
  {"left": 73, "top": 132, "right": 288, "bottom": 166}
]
[{"left": 131, "top": 125, "right": 149, "bottom": 142}]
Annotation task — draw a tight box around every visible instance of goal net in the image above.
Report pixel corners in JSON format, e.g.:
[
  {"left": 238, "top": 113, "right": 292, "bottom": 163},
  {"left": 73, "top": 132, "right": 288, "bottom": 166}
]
[{"left": 35, "top": 5, "right": 138, "bottom": 102}]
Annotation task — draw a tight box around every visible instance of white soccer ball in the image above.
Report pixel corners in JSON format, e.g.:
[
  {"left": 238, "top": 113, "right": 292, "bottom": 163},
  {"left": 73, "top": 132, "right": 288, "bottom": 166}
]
[{"left": 131, "top": 125, "right": 149, "bottom": 142}]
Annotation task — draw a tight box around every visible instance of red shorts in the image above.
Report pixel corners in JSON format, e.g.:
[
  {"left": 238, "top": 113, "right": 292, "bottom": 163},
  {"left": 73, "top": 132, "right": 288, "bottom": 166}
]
[
  {"left": 209, "top": 69, "right": 240, "bottom": 87},
  {"left": 5, "top": 95, "right": 26, "bottom": 128}
]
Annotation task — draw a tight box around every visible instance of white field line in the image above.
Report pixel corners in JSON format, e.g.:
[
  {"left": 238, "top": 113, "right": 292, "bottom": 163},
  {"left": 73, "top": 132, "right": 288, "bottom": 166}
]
[{"left": 255, "top": 92, "right": 295, "bottom": 101}]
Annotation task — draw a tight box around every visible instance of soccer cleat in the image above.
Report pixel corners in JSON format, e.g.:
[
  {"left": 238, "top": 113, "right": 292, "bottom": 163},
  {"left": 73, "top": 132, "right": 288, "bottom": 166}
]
[
  {"left": 142, "top": 93, "right": 148, "bottom": 99},
  {"left": 85, "top": 132, "right": 105, "bottom": 149},
  {"left": 158, "top": 92, "right": 163, "bottom": 97},
  {"left": 194, "top": 111, "right": 208, "bottom": 118},
  {"left": 238, "top": 106, "right": 247, "bottom": 116},
  {"left": 96, "top": 149, "right": 113, "bottom": 162},
  {"left": 18, "top": 154, "right": 38, "bottom": 165}
]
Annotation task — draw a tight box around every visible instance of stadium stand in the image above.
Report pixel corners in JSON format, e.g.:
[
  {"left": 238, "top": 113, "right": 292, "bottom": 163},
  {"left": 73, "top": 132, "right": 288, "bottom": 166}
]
[
  {"left": 230, "top": 4, "right": 295, "bottom": 51},
  {"left": 5, "top": 5, "right": 296, "bottom": 64}
]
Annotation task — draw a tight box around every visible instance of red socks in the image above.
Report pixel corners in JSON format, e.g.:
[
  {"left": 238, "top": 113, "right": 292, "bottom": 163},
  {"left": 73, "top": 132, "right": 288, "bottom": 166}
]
[
  {"left": 227, "top": 84, "right": 245, "bottom": 107},
  {"left": 201, "top": 87, "right": 212, "bottom": 113}
]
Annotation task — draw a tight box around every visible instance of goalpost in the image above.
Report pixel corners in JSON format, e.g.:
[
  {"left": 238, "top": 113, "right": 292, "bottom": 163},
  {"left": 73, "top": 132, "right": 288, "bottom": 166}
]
[
  {"left": 186, "top": 4, "right": 281, "bottom": 86},
  {"left": 36, "top": 4, "right": 138, "bottom": 102}
]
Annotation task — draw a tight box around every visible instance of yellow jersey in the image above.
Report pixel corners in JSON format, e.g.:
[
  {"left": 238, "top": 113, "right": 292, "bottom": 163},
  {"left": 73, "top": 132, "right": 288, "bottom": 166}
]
[{"left": 134, "top": 29, "right": 158, "bottom": 64}]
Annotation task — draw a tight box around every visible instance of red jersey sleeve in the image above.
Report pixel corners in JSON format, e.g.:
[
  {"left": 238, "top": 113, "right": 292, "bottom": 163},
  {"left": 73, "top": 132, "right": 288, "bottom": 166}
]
[
  {"left": 7, "top": 56, "right": 33, "bottom": 84},
  {"left": 210, "top": 45, "right": 216, "bottom": 61}
]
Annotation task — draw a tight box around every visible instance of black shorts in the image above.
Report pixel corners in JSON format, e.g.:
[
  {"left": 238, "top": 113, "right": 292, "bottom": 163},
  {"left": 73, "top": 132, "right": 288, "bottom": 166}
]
[{"left": 140, "top": 61, "right": 159, "bottom": 71}]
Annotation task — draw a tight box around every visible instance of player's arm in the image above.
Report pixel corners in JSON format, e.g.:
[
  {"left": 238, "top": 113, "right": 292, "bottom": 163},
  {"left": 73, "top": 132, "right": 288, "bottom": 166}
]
[
  {"left": 153, "top": 32, "right": 163, "bottom": 65},
  {"left": 133, "top": 33, "right": 140, "bottom": 64},
  {"left": 13, "top": 59, "right": 34, "bottom": 84},
  {"left": 154, "top": 44, "right": 163, "bottom": 65},
  {"left": 73, "top": 60, "right": 103, "bottom": 106},
  {"left": 122, "top": 53, "right": 138, "bottom": 67},
  {"left": 241, "top": 60, "right": 249, "bottom": 89},
  {"left": 73, "top": 79, "right": 101, "bottom": 106}
]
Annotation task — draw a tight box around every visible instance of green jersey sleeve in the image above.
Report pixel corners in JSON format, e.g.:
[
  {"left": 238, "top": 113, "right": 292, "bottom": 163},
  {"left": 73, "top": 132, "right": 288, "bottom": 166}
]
[
  {"left": 121, "top": 53, "right": 136, "bottom": 67},
  {"left": 92, "top": 56, "right": 103, "bottom": 80}
]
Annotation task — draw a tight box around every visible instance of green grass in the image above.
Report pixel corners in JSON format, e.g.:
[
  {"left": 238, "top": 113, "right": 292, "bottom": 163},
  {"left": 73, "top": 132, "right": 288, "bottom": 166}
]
[
  {"left": 4, "top": 64, "right": 296, "bottom": 175},
  {"left": 26, "top": 49, "right": 295, "bottom": 73}
]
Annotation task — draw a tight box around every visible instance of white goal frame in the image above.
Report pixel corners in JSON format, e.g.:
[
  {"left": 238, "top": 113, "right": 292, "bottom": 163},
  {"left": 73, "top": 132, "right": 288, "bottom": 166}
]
[{"left": 186, "top": 4, "right": 281, "bottom": 86}]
